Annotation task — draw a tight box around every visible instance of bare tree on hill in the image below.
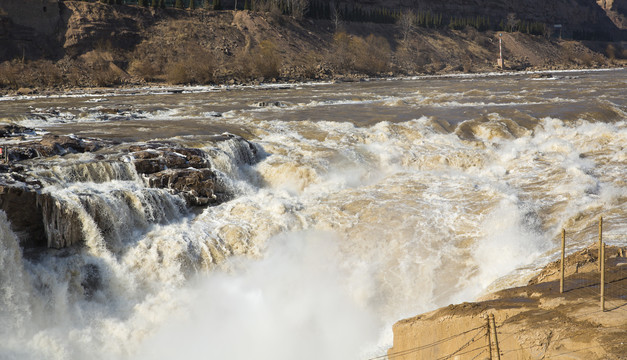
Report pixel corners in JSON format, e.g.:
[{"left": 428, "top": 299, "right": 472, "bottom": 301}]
[
  {"left": 398, "top": 9, "right": 415, "bottom": 43},
  {"left": 332, "top": 2, "right": 342, "bottom": 31},
  {"left": 290, "top": 0, "right": 309, "bottom": 19}
]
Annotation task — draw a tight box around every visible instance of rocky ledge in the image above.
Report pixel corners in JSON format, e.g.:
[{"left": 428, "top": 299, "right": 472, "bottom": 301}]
[
  {"left": 129, "top": 142, "right": 224, "bottom": 207},
  {"left": 0, "top": 125, "right": 258, "bottom": 249}
]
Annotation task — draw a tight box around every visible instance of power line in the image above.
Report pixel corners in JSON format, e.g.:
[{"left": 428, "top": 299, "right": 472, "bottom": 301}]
[
  {"left": 434, "top": 327, "right": 486, "bottom": 360},
  {"left": 368, "top": 325, "right": 486, "bottom": 360},
  {"left": 469, "top": 348, "right": 487, "bottom": 360}
]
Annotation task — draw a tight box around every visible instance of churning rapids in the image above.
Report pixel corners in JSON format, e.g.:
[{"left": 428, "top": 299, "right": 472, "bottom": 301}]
[{"left": 1, "top": 69, "right": 626, "bottom": 360}]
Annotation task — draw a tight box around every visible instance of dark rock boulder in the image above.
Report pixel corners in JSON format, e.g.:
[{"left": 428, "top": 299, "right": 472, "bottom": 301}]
[
  {"left": 6, "top": 134, "right": 107, "bottom": 162},
  {"left": 0, "top": 184, "right": 82, "bottom": 249},
  {"left": 253, "top": 101, "right": 285, "bottom": 108},
  {"left": 40, "top": 133, "right": 82, "bottom": 150},
  {"left": 129, "top": 144, "right": 212, "bottom": 175},
  {"left": 148, "top": 168, "right": 217, "bottom": 206},
  {"left": 133, "top": 158, "right": 165, "bottom": 174},
  {"left": 127, "top": 144, "right": 230, "bottom": 206},
  {"left": 0, "top": 184, "right": 47, "bottom": 248},
  {"left": 0, "top": 124, "right": 35, "bottom": 137},
  {"left": 162, "top": 147, "right": 210, "bottom": 169},
  {"left": 132, "top": 150, "right": 159, "bottom": 159}
]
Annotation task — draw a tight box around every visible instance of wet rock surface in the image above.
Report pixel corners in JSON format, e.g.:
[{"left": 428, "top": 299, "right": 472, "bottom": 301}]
[
  {"left": 0, "top": 184, "right": 47, "bottom": 248},
  {"left": 0, "top": 124, "right": 36, "bottom": 137},
  {"left": 0, "top": 130, "right": 259, "bottom": 249},
  {"left": 7, "top": 133, "right": 111, "bottom": 162},
  {"left": 148, "top": 168, "right": 218, "bottom": 206},
  {"left": 127, "top": 142, "right": 223, "bottom": 206}
]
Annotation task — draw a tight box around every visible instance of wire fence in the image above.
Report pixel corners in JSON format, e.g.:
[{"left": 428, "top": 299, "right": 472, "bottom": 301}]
[{"left": 370, "top": 218, "right": 627, "bottom": 360}]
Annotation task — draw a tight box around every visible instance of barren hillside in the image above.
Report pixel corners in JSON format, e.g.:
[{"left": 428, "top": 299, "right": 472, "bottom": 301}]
[{"left": 0, "top": 1, "right": 626, "bottom": 92}]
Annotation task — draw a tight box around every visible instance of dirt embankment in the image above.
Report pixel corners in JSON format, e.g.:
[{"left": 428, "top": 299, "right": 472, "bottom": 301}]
[
  {"left": 0, "top": 1, "right": 626, "bottom": 94},
  {"left": 387, "top": 245, "right": 627, "bottom": 360}
]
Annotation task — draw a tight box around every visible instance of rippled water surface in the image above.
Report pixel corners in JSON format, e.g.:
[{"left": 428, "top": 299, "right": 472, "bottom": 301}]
[{"left": 1, "top": 69, "right": 626, "bottom": 359}]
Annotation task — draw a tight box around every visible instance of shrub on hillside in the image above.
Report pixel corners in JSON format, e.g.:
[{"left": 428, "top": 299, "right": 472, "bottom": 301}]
[
  {"left": 354, "top": 34, "right": 391, "bottom": 75},
  {"left": 128, "top": 59, "right": 160, "bottom": 82},
  {"left": 396, "top": 44, "right": 428, "bottom": 73},
  {"left": 165, "top": 48, "right": 215, "bottom": 84},
  {"left": 251, "top": 40, "right": 281, "bottom": 79},
  {"left": 232, "top": 47, "right": 253, "bottom": 80},
  {"left": 91, "top": 59, "right": 123, "bottom": 87},
  {"left": 461, "top": 54, "right": 473, "bottom": 73},
  {"left": 606, "top": 44, "right": 616, "bottom": 60},
  {"left": 329, "top": 31, "right": 354, "bottom": 71},
  {"left": 233, "top": 40, "right": 281, "bottom": 80},
  {"left": 33, "top": 60, "right": 63, "bottom": 86},
  {"left": 166, "top": 62, "right": 190, "bottom": 84},
  {"left": 292, "top": 50, "right": 323, "bottom": 79},
  {"left": 329, "top": 32, "right": 391, "bottom": 75},
  {"left": 0, "top": 60, "right": 64, "bottom": 89},
  {"left": 0, "top": 61, "right": 21, "bottom": 89}
]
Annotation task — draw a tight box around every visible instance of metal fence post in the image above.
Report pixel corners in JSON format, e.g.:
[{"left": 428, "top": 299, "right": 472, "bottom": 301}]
[
  {"left": 601, "top": 241, "right": 605, "bottom": 312},
  {"left": 560, "top": 229, "right": 566, "bottom": 293},
  {"left": 490, "top": 314, "right": 501, "bottom": 360},
  {"left": 599, "top": 216, "right": 603, "bottom": 271},
  {"left": 486, "top": 316, "right": 492, "bottom": 360}
]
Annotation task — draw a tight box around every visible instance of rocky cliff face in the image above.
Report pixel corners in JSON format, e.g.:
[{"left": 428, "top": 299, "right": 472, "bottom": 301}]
[
  {"left": 0, "top": 0, "right": 61, "bottom": 36},
  {"left": 597, "top": 0, "right": 627, "bottom": 28},
  {"left": 0, "top": 0, "right": 64, "bottom": 60},
  {"left": 60, "top": 1, "right": 159, "bottom": 57},
  {"left": 0, "top": 0, "right": 624, "bottom": 63},
  {"left": 0, "top": 1, "right": 158, "bottom": 61}
]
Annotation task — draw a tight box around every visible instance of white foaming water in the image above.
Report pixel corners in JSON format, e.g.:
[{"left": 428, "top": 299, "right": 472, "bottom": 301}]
[
  {"left": 135, "top": 232, "right": 382, "bottom": 360},
  {"left": 1, "top": 73, "right": 627, "bottom": 359},
  {"left": 37, "top": 160, "right": 140, "bottom": 184}
]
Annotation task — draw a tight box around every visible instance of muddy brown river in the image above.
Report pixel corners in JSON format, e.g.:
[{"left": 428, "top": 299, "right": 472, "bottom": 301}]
[{"left": 0, "top": 69, "right": 626, "bottom": 359}]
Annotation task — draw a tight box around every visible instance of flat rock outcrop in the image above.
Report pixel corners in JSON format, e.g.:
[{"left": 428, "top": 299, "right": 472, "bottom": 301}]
[
  {"left": 7, "top": 133, "right": 107, "bottom": 162},
  {"left": 388, "top": 246, "right": 627, "bottom": 359}
]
